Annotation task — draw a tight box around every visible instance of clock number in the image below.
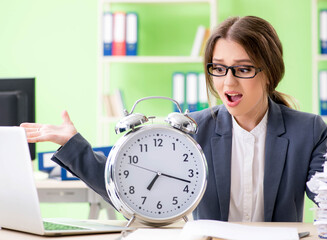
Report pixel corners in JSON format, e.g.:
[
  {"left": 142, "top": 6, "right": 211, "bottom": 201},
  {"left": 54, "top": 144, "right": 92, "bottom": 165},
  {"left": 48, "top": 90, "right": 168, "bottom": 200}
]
[
  {"left": 188, "top": 169, "right": 194, "bottom": 178},
  {"left": 172, "top": 142, "right": 176, "bottom": 151},
  {"left": 153, "top": 138, "right": 163, "bottom": 147},
  {"left": 129, "top": 186, "right": 135, "bottom": 194},
  {"left": 157, "top": 201, "right": 162, "bottom": 209},
  {"left": 141, "top": 196, "right": 147, "bottom": 205},
  {"left": 139, "top": 144, "right": 148, "bottom": 152},
  {"left": 128, "top": 155, "right": 139, "bottom": 164},
  {"left": 183, "top": 153, "right": 189, "bottom": 162},
  {"left": 172, "top": 196, "right": 178, "bottom": 205},
  {"left": 123, "top": 170, "right": 129, "bottom": 178},
  {"left": 183, "top": 185, "right": 189, "bottom": 193}
]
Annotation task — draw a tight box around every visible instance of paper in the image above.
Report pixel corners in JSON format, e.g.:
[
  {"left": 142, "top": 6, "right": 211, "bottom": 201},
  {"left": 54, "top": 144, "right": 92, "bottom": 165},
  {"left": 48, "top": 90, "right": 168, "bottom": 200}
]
[
  {"left": 123, "top": 229, "right": 181, "bottom": 240},
  {"left": 180, "top": 220, "right": 299, "bottom": 240},
  {"left": 123, "top": 220, "right": 299, "bottom": 240},
  {"left": 307, "top": 160, "right": 327, "bottom": 238}
]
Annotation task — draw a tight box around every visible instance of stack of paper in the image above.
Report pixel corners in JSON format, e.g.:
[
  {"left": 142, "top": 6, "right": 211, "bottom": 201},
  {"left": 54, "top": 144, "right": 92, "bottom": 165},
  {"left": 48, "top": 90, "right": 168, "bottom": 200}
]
[{"left": 307, "top": 159, "right": 327, "bottom": 238}]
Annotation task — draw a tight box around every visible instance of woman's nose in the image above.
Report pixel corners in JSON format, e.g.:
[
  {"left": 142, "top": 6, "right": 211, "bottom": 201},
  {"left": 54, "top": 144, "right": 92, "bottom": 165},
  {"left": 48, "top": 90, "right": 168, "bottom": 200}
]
[{"left": 224, "top": 69, "right": 238, "bottom": 86}]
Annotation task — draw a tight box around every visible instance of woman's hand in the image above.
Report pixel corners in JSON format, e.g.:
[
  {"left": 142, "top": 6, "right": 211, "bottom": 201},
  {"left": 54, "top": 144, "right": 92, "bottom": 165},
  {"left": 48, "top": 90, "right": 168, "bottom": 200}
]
[{"left": 20, "top": 110, "right": 78, "bottom": 146}]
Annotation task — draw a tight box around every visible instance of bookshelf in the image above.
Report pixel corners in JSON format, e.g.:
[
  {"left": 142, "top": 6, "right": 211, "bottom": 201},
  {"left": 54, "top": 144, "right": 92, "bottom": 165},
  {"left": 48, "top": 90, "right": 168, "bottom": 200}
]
[
  {"left": 312, "top": 0, "right": 327, "bottom": 121},
  {"left": 97, "top": 0, "right": 218, "bottom": 145}
]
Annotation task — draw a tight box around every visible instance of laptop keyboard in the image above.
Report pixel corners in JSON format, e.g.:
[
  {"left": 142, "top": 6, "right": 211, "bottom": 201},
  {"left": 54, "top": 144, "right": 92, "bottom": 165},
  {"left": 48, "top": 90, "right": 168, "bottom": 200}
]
[{"left": 43, "top": 221, "right": 89, "bottom": 231}]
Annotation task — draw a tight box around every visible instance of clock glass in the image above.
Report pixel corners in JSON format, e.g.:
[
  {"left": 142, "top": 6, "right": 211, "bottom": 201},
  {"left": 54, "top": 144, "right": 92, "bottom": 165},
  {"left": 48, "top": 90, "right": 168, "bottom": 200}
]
[{"left": 111, "top": 125, "right": 207, "bottom": 221}]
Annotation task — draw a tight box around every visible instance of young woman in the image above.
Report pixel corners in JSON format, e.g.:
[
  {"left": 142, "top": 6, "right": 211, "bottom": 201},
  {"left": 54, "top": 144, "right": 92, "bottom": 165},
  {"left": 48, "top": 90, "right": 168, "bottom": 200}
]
[{"left": 21, "top": 16, "right": 327, "bottom": 222}]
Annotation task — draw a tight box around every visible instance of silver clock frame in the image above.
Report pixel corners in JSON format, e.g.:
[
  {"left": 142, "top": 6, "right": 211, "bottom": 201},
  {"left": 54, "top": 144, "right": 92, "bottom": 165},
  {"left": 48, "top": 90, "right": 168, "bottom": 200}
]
[{"left": 104, "top": 96, "right": 208, "bottom": 227}]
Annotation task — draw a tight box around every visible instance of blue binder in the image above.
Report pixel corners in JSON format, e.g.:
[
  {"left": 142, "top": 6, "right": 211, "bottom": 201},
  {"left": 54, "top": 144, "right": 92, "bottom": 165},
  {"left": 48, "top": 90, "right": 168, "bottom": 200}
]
[
  {"left": 103, "top": 12, "right": 113, "bottom": 56},
  {"left": 172, "top": 72, "right": 185, "bottom": 112},
  {"left": 126, "top": 12, "right": 138, "bottom": 56},
  {"left": 320, "top": 71, "right": 327, "bottom": 115},
  {"left": 186, "top": 72, "right": 198, "bottom": 112}
]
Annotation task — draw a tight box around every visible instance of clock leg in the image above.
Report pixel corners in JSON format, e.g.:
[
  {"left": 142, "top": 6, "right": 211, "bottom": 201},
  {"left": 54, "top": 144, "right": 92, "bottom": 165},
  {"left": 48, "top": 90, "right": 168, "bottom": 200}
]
[
  {"left": 183, "top": 215, "right": 189, "bottom": 223},
  {"left": 126, "top": 215, "right": 136, "bottom": 227}
]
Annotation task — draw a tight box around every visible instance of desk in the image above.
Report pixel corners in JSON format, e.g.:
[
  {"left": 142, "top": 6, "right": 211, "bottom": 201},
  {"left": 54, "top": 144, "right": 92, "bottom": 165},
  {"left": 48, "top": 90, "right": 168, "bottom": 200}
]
[
  {"left": 0, "top": 221, "right": 319, "bottom": 240},
  {"left": 35, "top": 179, "right": 117, "bottom": 219}
]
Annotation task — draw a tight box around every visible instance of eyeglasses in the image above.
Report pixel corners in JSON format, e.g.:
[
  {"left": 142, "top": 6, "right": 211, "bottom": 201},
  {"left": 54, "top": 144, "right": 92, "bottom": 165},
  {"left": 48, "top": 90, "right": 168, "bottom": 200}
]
[{"left": 207, "top": 63, "right": 262, "bottom": 79}]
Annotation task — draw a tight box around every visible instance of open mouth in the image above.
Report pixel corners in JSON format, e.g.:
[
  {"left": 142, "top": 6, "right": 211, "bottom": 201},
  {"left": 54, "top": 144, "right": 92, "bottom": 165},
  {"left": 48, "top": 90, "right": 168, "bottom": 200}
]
[{"left": 225, "top": 92, "right": 243, "bottom": 103}]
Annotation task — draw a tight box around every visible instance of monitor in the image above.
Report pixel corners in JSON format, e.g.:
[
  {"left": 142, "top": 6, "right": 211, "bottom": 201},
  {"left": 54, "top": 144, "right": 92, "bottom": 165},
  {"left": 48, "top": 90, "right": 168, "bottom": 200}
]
[{"left": 0, "top": 78, "right": 35, "bottom": 160}]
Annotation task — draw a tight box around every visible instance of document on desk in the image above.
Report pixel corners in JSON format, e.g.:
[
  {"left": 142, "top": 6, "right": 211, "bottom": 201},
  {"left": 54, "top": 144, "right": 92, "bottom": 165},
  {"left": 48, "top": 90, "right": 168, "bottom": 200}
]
[{"left": 123, "top": 220, "right": 299, "bottom": 240}]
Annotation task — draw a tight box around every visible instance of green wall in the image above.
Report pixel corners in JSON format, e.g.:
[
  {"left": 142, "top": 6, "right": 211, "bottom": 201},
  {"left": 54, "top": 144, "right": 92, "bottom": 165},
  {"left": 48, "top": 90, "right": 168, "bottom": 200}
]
[{"left": 0, "top": 0, "right": 316, "bottom": 221}]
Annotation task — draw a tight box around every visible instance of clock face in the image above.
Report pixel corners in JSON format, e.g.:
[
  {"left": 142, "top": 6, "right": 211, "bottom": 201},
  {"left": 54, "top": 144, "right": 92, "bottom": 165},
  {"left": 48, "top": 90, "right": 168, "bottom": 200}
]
[{"left": 106, "top": 125, "right": 207, "bottom": 223}]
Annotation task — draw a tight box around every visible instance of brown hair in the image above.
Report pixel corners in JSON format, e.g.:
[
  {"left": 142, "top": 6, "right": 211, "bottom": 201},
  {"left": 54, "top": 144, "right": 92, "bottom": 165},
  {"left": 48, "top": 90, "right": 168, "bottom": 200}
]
[{"left": 204, "top": 16, "right": 297, "bottom": 109}]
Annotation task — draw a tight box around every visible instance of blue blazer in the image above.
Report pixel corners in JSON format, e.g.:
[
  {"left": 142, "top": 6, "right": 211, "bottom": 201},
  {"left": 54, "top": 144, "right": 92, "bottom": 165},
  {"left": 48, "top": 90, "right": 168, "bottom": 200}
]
[{"left": 52, "top": 99, "right": 327, "bottom": 222}]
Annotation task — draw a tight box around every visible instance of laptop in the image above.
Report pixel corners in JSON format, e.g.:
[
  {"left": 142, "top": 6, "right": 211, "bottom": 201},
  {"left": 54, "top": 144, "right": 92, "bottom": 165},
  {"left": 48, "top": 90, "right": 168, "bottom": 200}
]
[{"left": 0, "top": 126, "right": 129, "bottom": 236}]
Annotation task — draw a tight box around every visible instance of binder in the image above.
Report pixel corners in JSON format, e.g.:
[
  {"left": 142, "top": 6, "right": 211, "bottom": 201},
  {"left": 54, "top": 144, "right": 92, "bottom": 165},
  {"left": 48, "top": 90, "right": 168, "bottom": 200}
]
[
  {"left": 320, "top": 70, "right": 327, "bottom": 115},
  {"left": 172, "top": 72, "right": 185, "bottom": 112},
  {"left": 38, "top": 151, "right": 57, "bottom": 173},
  {"left": 113, "top": 12, "right": 126, "bottom": 56},
  {"left": 190, "top": 25, "right": 206, "bottom": 57},
  {"left": 321, "top": 10, "right": 327, "bottom": 54},
  {"left": 186, "top": 72, "right": 198, "bottom": 112},
  {"left": 197, "top": 72, "right": 209, "bottom": 110},
  {"left": 126, "top": 12, "right": 138, "bottom": 56},
  {"left": 103, "top": 12, "right": 113, "bottom": 56}
]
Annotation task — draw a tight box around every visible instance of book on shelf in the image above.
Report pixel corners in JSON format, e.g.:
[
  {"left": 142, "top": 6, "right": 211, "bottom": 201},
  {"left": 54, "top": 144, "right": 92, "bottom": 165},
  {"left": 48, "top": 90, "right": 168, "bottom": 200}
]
[
  {"left": 190, "top": 25, "right": 206, "bottom": 57},
  {"left": 199, "top": 28, "right": 210, "bottom": 56},
  {"left": 103, "top": 89, "right": 126, "bottom": 118}
]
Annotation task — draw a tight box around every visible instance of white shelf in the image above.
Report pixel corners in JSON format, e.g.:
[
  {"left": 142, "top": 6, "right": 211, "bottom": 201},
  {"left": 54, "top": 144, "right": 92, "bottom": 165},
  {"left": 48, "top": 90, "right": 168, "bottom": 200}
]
[
  {"left": 317, "top": 54, "right": 327, "bottom": 61},
  {"left": 102, "top": 56, "right": 203, "bottom": 63}
]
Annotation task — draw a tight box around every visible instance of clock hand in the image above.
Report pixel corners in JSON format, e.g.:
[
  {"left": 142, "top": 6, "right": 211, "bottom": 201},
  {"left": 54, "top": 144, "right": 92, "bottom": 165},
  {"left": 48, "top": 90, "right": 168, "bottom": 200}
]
[
  {"left": 128, "top": 163, "right": 157, "bottom": 174},
  {"left": 161, "top": 173, "right": 191, "bottom": 183},
  {"left": 128, "top": 163, "right": 191, "bottom": 184},
  {"left": 147, "top": 172, "right": 161, "bottom": 191}
]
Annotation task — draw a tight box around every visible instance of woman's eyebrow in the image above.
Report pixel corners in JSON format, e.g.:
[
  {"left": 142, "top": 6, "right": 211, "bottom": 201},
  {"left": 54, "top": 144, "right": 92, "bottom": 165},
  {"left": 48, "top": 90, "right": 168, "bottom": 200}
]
[{"left": 212, "top": 58, "right": 253, "bottom": 63}]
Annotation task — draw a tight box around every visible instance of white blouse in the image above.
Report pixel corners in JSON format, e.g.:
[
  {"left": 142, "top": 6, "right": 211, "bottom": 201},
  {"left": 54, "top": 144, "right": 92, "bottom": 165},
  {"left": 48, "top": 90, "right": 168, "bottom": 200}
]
[{"left": 228, "top": 110, "right": 268, "bottom": 222}]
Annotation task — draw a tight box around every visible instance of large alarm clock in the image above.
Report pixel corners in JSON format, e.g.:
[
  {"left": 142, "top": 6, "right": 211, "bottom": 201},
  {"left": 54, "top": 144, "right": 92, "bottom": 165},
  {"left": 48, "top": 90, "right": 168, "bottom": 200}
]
[{"left": 104, "top": 96, "right": 208, "bottom": 227}]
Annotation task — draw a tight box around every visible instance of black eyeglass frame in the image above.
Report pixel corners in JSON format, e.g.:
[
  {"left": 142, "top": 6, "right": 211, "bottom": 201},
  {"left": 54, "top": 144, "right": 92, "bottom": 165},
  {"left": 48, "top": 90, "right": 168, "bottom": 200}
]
[{"left": 207, "top": 63, "right": 262, "bottom": 79}]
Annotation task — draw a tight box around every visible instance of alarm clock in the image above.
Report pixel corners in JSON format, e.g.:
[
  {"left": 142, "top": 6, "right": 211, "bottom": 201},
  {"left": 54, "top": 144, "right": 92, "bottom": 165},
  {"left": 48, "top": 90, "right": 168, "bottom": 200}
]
[{"left": 104, "top": 96, "right": 208, "bottom": 227}]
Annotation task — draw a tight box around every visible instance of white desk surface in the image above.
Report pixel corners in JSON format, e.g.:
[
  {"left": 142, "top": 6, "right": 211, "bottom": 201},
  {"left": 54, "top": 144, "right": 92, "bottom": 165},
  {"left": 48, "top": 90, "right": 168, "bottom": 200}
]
[
  {"left": 35, "top": 178, "right": 89, "bottom": 189},
  {"left": 0, "top": 221, "right": 319, "bottom": 240}
]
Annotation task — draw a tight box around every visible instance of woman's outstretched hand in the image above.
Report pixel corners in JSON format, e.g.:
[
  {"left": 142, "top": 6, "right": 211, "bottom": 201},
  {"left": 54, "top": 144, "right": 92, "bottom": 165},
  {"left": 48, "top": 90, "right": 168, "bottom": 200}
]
[{"left": 20, "top": 110, "right": 78, "bottom": 146}]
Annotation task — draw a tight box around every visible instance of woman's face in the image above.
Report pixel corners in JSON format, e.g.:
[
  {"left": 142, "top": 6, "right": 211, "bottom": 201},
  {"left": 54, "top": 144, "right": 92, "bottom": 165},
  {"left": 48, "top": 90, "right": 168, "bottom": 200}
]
[{"left": 211, "top": 38, "right": 268, "bottom": 129}]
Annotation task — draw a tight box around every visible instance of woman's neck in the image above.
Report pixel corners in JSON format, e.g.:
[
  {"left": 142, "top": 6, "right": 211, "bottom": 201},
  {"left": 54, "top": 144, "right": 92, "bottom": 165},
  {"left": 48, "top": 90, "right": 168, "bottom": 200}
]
[{"left": 233, "top": 98, "right": 269, "bottom": 132}]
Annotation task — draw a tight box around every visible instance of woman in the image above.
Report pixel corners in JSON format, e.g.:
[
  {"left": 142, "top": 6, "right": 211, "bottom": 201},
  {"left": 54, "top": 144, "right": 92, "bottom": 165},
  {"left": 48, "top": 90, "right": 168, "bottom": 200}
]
[{"left": 21, "top": 16, "right": 327, "bottom": 222}]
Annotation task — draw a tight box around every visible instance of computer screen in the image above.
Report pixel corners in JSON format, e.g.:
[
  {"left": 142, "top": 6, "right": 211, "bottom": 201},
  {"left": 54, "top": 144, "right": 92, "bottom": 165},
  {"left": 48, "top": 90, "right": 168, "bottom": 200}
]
[{"left": 0, "top": 78, "right": 35, "bottom": 160}]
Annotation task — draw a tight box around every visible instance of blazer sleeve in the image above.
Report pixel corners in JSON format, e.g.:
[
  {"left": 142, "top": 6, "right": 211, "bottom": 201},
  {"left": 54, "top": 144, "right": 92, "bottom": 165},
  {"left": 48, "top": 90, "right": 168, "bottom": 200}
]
[
  {"left": 51, "top": 133, "right": 110, "bottom": 203},
  {"left": 306, "top": 115, "right": 327, "bottom": 202}
]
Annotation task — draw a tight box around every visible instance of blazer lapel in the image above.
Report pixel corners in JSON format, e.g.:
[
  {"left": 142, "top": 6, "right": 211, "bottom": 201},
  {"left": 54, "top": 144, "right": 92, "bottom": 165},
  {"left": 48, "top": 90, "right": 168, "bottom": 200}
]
[
  {"left": 211, "top": 106, "right": 233, "bottom": 221},
  {"left": 264, "top": 99, "right": 289, "bottom": 221}
]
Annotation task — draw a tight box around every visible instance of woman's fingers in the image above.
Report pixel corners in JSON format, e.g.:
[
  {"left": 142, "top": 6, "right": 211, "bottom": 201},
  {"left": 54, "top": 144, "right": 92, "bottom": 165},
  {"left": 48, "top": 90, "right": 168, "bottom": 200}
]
[{"left": 20, "top": 122, "right": 43, "bottom": 129}]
